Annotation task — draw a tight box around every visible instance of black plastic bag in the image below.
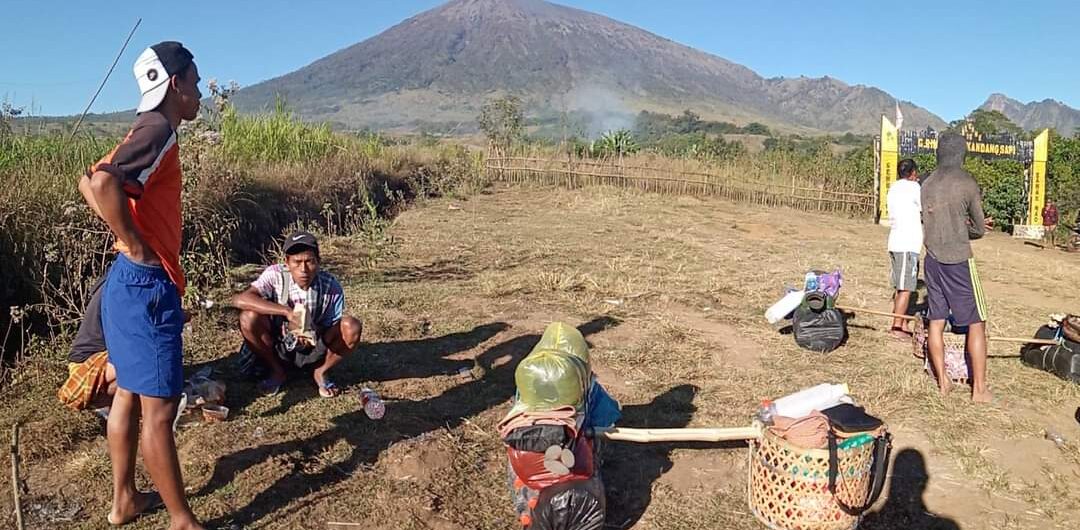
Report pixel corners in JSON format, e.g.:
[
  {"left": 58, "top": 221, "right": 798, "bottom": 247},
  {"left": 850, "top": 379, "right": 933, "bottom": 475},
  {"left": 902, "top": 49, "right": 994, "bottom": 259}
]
[
  {"left": 530, "top": 476, "right": 606, "bottom": 530},
  {"left": 504, "top": 425, "right": 572, "bottom": 452},
  {"left": 792, "top": 305, "right": 847, "bottom": 353},
  {"left": 1021, "top": 325, "right": 1080, "bottom": 383}
]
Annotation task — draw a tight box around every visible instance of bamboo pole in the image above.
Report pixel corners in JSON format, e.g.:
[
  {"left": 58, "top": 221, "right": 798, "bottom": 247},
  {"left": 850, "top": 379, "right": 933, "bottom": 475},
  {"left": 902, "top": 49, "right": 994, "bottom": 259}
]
[
  {"left": 589, "top": 425, "right": 761, "bottom": 443},
  {"left": 989, "top": 337, "right": 1061, "bottom": 346},
  {"left": 836, "top": 305, "right": 919, "bottom": 321}
]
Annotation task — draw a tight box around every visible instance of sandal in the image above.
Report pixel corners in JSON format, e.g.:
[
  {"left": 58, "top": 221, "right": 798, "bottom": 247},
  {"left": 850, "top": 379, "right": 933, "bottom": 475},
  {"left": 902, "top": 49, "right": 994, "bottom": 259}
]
[
  {"left": 318, "top": 379, "right": 341, "bottom": 398},
  {"left": 258, "top": 376, "right": 286, "bottom": 396}
]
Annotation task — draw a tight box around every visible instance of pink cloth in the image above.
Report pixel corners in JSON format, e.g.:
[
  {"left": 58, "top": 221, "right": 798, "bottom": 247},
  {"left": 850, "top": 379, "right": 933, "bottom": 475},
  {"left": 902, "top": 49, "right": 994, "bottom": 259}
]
[{"left": 768, "top": 411, "right": 830, "bottom": 449}]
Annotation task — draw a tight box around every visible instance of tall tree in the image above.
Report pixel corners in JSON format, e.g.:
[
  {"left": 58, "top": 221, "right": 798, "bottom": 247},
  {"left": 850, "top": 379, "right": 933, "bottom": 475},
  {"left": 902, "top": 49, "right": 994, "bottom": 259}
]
[{"left": 478, "top": 95, "right": 524, "bottom": 154}]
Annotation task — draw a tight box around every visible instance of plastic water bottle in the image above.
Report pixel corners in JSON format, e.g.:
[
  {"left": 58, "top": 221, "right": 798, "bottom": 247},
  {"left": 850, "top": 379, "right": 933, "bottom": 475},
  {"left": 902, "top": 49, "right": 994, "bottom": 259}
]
[
  {"left": 765, "top": 290, "right": 805, "bottom": 324},
  {"left": 773, "top": 383, "right": 850, "bottom": 419},
  {"left": 360, "top": 388, "right": 385, "bottom": 420},
  {"left": 755, "top": 400, "right": 777, "bottom": 425},
  {"left": 1044, "top": 429, "right": 1066, "bottom": 449},
  {"left": 804, "top": 272, "right": 818, "bottom": 292}
]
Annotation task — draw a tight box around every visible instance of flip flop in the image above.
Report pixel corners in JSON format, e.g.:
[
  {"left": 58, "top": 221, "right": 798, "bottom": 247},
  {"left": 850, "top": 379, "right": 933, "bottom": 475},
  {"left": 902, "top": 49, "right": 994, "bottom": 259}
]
[
  {"left": 318, "top": 379, "right": 341, "bottom": 398},
  {"left": 106, "top": 491, "right": 164, "bottom": 526},
  {"left": 258, "top": 376, "right": 286, "bottom": 396}
]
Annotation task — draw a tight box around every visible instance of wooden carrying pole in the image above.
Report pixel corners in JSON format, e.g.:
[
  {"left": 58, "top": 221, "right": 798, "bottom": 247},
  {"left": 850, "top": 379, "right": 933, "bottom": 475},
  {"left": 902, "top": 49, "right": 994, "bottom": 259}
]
[
  {"left": 836, "top": 306, "right": 1062, "bottom": 346},
  {"left": 589, "top": 426, "right": 761, "bottom": 443},
  {"left": 989, "top": 337, "right": 1061, "bottom": 346},
  {"left": 836, "top": 305, "right": 918, "bottom": 321}
]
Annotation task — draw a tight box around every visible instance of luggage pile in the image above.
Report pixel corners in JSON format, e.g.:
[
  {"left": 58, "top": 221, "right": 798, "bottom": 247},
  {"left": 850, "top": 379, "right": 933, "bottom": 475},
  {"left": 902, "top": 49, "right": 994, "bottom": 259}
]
[{"left": 497, "top": 322, "right": 621, "bottom": 530}]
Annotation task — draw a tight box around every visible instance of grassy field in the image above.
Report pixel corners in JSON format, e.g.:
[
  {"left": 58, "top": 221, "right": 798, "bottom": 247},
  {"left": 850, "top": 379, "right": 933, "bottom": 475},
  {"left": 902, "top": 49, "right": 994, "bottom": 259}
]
[{"left": 0, "top": 183, "right": 1078, "bottom": 529}]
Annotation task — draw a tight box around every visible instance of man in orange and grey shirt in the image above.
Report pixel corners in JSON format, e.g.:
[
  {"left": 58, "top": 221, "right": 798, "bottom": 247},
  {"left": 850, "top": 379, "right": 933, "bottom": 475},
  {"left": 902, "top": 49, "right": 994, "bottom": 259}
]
[{"left": 78, "top": 41, "right": 205, "bottom": 530}]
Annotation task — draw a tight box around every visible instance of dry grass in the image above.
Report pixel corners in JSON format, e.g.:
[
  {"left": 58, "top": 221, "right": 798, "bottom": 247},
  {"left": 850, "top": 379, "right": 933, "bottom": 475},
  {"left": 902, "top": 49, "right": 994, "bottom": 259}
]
[
  {"left": 0, "top": 129, "right": 484, "bottom": 366},
  {"left": 0, "top": 183, "right": 1077, "bottom": 529}
]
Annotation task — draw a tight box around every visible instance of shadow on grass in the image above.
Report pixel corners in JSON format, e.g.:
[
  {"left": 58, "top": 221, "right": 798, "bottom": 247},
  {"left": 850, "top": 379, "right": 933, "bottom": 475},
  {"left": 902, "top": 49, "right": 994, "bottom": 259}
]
[
  {"left": 860, "top": 448, "right": 959, "bottom": 530},
  {"left": 600, "top": 384, "right": 749, "bottom": 529},
  {"left": 206, "top": 321, "right": 513, "bottom": 419},
  {"left": 197, "top": 316, "right": 619, "bottom": 528}
]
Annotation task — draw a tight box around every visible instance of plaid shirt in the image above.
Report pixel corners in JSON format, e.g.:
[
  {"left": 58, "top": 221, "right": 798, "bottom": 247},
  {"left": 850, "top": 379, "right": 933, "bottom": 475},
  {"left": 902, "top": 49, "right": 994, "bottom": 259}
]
[{"left": 58, "top": 351, "right": 109, "bottom": 410}]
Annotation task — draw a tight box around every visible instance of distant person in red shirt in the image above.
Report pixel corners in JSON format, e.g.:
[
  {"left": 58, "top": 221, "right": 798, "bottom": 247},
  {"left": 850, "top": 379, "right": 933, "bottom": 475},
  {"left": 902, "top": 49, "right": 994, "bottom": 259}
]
[{"left": 1042, "top": 201, "right": 1058, "bottom": 247}]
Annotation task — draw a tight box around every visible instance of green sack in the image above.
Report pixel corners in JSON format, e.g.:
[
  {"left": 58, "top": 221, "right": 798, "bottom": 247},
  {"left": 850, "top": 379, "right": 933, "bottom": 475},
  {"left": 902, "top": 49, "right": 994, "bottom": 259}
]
[{"left": 513, "top": 322, "right": 591, "bottom": 413}]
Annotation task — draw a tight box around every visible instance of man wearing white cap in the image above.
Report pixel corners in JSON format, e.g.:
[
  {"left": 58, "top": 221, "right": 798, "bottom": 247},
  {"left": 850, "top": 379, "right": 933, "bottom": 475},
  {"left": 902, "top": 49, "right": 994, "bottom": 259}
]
[{"left": 78, "top": 41, "right": 205, "bottom": 529}]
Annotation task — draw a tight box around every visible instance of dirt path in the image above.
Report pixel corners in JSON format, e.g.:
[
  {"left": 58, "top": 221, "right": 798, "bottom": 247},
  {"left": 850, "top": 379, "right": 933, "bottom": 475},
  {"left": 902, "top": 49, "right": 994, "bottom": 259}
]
[{"left": 3, "top": 184, "right": 1079, "bottom": 529}]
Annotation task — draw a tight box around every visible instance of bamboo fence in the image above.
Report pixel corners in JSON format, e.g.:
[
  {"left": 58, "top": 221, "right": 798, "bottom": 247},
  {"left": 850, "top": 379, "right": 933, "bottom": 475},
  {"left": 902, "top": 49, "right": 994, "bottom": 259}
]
[{"left": 485, "top": 156, "right": 876, "bottom": 218}]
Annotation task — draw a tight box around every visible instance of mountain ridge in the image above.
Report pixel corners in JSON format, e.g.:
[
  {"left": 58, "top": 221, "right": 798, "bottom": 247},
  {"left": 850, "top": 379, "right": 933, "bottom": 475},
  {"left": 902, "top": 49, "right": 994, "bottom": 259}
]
[
  {"left": 979, "top": 93, "right": 1080, "bottom": 134},
  {"left": 230, "top": 0, "right": 947, "bottom": 134}
]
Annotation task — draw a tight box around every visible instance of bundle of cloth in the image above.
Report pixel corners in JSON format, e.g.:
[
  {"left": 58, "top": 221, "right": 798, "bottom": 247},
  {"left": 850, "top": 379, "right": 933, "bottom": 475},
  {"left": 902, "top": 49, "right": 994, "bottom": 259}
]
[{"left": 497, "top": 322, "right": 621, "bottom": 530}]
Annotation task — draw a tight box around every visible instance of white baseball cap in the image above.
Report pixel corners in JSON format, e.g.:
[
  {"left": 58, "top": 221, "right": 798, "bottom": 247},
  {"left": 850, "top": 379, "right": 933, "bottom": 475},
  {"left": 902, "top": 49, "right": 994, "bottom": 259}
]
[{"left": 133, "top": 41, "right": 194, "bottom": 114}]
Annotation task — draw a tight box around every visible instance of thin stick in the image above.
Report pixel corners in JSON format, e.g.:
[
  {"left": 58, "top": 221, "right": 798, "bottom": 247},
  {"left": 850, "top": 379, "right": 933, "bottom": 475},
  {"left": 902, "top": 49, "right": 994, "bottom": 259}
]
[
  {"left": 589, "top": 426, "right": 761, "bottom": 443},
  {"left": 836, "top": 305, "right": 918, "bottom": 321},
  {"left": 327, "top": 523, "right": 366, "bottom": 528},
  {"left": 69, "top": 18, "right": 141, "bottom": 141},
  {"left": 11, "top": 423, "right": 23, "bottom": 530}
]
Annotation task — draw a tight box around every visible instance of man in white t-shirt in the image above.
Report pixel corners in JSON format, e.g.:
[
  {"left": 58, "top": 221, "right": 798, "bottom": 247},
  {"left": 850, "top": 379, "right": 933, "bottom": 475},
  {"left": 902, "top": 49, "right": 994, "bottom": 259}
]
[
  {"left": 887, "top": 159, "right": 922, "bottom": 339},
  {"left": 231, "top": 232, "right": 362, "bottom": 397}
]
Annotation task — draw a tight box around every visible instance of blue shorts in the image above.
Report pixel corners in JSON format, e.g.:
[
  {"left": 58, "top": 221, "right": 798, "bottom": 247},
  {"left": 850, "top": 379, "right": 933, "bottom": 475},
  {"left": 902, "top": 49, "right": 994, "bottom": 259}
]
[{"left": 101, "top": 253, "right": 184, "bottom": 398}]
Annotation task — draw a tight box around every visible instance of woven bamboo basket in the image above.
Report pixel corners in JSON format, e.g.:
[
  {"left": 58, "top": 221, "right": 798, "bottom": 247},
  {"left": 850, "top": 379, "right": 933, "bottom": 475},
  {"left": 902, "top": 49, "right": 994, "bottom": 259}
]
[
  {"left": 748, "top": 429, "right": 876, "bottom": 530},
  {"left": 911, "top": 318, "right": 971, "bottom": 384}
]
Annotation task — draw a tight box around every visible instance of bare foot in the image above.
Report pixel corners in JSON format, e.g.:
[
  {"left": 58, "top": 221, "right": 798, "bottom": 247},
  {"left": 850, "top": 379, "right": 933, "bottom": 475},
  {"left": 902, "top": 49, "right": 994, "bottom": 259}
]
[
  {"left": 972, "top": 389, "right": 994, "bottom": 404},
  {"left": 167, "top": 519, "right": 206, "bottom": 530},
  {"left": 890, "top": 328, "right": 913, "bottom": 341},
  {"left": 937, "top": 378, "right": 953, "bottom": 396},
  {"left": 108, "top": 490, "right": 163, "bottom": 526}
]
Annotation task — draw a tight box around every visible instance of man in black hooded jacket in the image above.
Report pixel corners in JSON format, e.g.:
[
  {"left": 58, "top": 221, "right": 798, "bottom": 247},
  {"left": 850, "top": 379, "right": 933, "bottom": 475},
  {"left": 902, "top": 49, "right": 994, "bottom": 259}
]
[{"left": 921, "top": 132, "right": 994, "bottom": 403}]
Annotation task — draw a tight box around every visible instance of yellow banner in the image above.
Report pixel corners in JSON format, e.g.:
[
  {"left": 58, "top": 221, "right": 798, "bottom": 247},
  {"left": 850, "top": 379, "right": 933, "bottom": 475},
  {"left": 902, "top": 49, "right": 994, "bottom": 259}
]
[
  {"left": 1028, "top": 129, "right": 1049, "bottom": 225},
  {"left": 879, "top": 116, "right": 898, "bottom": 221},
  {"left": 915, "top": 137, "right": 1018, "bottom": 157}
]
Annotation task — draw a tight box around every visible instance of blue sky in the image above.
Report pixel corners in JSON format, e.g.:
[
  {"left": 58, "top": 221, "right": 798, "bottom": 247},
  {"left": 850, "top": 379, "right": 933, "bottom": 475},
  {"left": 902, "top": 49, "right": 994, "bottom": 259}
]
[{"left": 2, "top": 0, "right": 1076, "bottom": 120}]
